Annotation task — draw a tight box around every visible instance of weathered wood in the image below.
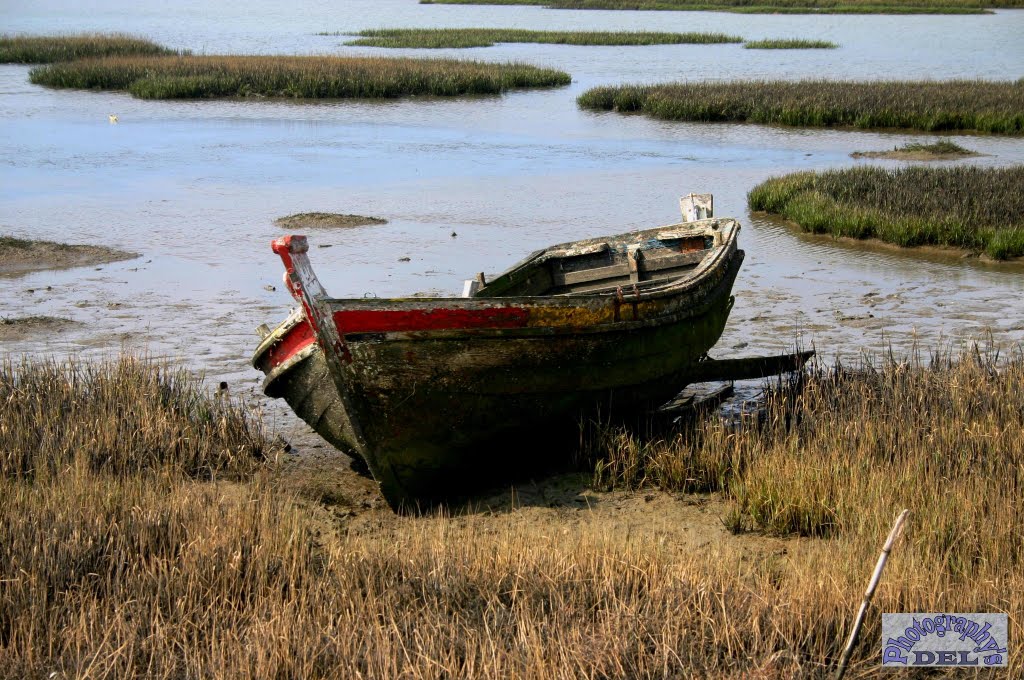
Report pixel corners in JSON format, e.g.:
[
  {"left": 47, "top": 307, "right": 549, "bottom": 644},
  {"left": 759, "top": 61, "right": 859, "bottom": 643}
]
[
  {"left": 678, "top": 350, "right": 814, "bottom": 384},
  {"left": 255, "top": 197, "right": 746, "bottom": 510},
  {"left": 680, "top": 193, "right": 713, "bottom": 221}
]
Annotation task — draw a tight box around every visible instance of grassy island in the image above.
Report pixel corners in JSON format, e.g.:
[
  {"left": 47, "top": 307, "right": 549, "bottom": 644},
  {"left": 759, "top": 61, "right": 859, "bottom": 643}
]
[
  {"left": 28, "top": 54, "right": 571, "bottom": 99},
  {"left": 577, "top": 79, "right": 1024, "bottom": 135},
  {"left": 743, "top": 38, "right": 838, "bottom": 49},
  {"left": 0, "top": 33, "right": 176, "bottom": 63},
  {"left": 851, "top": 139, "right": 980, "bottom": 160},
  {"left": 748, "top": 165, "right": 1024, "bottom": 259},
  {"left": 339, "top": 28, "right": 743, "bottom": 48},
  {"left": 419, "top": 0, "right": 1024, "bottom": 14}
]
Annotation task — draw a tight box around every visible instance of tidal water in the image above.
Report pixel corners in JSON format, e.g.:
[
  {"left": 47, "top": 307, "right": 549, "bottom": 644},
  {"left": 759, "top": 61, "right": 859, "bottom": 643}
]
[{"left": 2, "top": 1, "right": 1023, "bottom": 426}]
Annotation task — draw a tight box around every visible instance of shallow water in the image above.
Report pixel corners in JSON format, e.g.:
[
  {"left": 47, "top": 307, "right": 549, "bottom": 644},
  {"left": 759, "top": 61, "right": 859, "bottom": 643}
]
[{"left": 2, "top": 1, "right": 1023, "bottom": 430}]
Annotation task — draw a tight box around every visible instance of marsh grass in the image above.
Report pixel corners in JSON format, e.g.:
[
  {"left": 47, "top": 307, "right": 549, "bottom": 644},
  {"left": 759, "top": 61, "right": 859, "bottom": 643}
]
[
  {"left": 29, "top": 54, "right": 571, "bottom": 100},
  {"left": 0, "top": 33, "right": 176, "bottom": 63},
  {"left": 0, "top": 235, "right": 33, "bottom": 250},
  {"left": 341, "top": 28, "right": 742, "bottom": 48},
  {"left": 2, "top": 352, "right": 1022, "bottom": 676},
  {"left": 589, "top": 347, "right": 1023, "bottom": 667},
  {"left": 578, "top": 79, "right": 1024, "bottom": 134},
  {"left": 420, "top": 0, "right": 1024, "bottom": 13},
  {"left": 743, "top": 38, "right": 838, "bottom": 48},
  {"left": 747, "top": 165, "right": 1024, "bottom": 258},
  {"left": 898, "top": 139, "right": 974, "bottom": 154},
  {"left": 0, "top": 355, "right": 272, "bottom": 479},
  {"left": 851, "top": 139, "right": 979, "bottom": 159}
]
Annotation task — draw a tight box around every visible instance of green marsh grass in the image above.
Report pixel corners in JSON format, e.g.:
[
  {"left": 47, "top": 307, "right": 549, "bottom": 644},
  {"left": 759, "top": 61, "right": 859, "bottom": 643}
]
[
  {"left": 5, "top": 351, "right": 1022, "bottom": 676},
  {"left": 29, "top": 54, "right": 571, "bottom": 100},
  {"left": 420, "top": 0, "right": 1024, "bottom": 13},
  {"left": 743, "top": 38, "right": 838, "bottom": 49},
  {"left": 897, "top": 139, "right": 974, "bottom": 154},
  {"left": 577, "top": 79, "right": 1024, "bottom": 134},
  {"left": 0, "top": 33, "right": 176, "bottom": 63},
  {"left": 747, "top": 165, "right": 1024, "bottom": 258},
  {"left": 340, "top": 28, "right": 742, "bottom": 48}
]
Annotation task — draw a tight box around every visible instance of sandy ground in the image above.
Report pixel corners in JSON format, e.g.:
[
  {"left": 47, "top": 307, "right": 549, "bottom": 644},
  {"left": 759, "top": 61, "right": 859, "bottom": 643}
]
[{"left": 0, "top": 237, "right": 138, "bottom": 278}]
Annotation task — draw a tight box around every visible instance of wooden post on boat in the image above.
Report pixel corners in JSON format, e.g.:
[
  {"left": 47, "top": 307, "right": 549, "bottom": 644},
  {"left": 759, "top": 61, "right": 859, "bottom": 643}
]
[
  {"left": 270, "top": 235, "right": 370, "bottom": 461},
  {"left": 681, "top": 193, "right": 713, "bottom": 221}
]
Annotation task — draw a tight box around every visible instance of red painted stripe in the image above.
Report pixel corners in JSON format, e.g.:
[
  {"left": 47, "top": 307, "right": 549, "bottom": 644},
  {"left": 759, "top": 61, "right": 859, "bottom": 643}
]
[
  {"left": 265, "top": 320, "right": 315, "bottom": 369},
  {"left": 264, "top": 307, "right": 530, "bottom": 369},
  {"left": 333, "top": 307, "right": 530, "bottom": 333}
]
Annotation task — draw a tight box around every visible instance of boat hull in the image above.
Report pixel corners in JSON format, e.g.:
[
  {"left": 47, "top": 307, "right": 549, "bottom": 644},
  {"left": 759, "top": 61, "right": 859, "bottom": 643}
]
[{"left": 256, "top": 248, "right": 742, "bottom": 509}]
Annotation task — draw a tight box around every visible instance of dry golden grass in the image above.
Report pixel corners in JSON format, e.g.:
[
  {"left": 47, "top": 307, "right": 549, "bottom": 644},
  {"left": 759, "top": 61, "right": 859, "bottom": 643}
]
[{"left": 1, "top": 350, "right": 1020, "bottom": 677}]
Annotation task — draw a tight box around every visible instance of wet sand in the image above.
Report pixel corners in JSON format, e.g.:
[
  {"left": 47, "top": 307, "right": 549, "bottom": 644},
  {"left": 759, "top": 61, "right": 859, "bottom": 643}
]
[
  {"left": 0, "top": 237, "right": 137, "bottom": 278},
  {"left": 0, "top": 315, "right": 76, "bottom": 341}
]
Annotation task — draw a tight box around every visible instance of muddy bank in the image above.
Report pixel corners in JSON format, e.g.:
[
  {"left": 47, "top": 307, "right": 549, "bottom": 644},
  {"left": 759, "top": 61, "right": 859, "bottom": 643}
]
[
  {"left": 0, "top": 315, "right": 76, "bottom": 341},
  {"left": 0, "top": 236, "right": 137, "bottom": 277},
  {"left": 851, "top": 149, "right": 980, "bottom": 161},
  {"left": 274, "top": 213, "right": 388, "bottom": 230},
  {"left": 281, "top": 446, "right": 791, "bottom": 561}
]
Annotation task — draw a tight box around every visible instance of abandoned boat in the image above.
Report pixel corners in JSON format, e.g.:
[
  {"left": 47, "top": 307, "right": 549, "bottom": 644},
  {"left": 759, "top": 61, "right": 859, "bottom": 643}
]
[{"left": 254, "top": 195, "right": 745, "bottom": 509}]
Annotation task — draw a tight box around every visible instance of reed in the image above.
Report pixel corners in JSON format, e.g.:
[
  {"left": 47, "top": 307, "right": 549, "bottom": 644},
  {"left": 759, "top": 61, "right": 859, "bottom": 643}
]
[
  {"left": 747, "top": 165, "right": 1024, "bottom": 258},
  {"left": 341, "top": 28, "right": 743, "bottom": 48},
  {"left": 29, "top": 54, "right": 571, "bottom": 100},
  {"left": 3, "top": 350, "right": 1020, "bottom": 677},
  {"left": 743, "top": 38, "right": 838, "bottom": 49},
  {"left": 0, "top": 354, "right": 272, "bottom": 480},
  {"left": 577, "top": 79, "right": 1024, "bottom": 135},
  {"left": 421, "top": 0, "right": 1024, "bottom": 13},
  {"left": 590, "top": 347, "right": 1023, "bottom": 666},
  {"left": 0, "top": 33, "right": 176, "bottom": 63}
]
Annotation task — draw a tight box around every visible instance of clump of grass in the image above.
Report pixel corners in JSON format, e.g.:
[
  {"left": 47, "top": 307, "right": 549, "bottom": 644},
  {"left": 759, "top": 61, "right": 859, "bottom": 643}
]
[
  {"left": 899, "top": 139, "right": 973, "bottom": 154},
  {"left": 420, "top": 0, "right": 1021, "bottom": 14},
  {"left": 0, "top": 354, "right": 272, "bottom": 479},
  {"left": 0, "top": 235, "right": 33, "bottom": 250},
  {"left": 0, "top": 33, "right": 177, "bottom": 63},
  {"left": 744, "top": 38, "right": 837, "bottom": 49},
  {"left": 29, "top": 54, "right": 571, "bottom": 100},
  {"left": 275, "top": 212, "right": 387, "bottom": 229},
  {"left": 747, "top": 165, "right": 1024, "bottom": 258},
  {"left": 578, "top": 79, "right": 1024, "bottom": 135},
  {"left": 851, "top": 139, "right": 979, "bottom": 159},
  {"left": 339, "top": 28, "right": 743, "bottom": 48}
]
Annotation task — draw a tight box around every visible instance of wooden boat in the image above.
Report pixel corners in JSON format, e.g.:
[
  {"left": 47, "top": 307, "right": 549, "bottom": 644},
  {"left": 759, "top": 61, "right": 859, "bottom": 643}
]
[{"left": 253, "top": 195, "right": 747, "bottom": 510}]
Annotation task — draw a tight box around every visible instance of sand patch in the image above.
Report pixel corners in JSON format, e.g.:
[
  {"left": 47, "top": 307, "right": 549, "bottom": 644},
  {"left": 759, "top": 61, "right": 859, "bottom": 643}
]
[
  {"left": 0, "top": 236, "right": 137, "bottom": 277},
  {"left": 274, "top": 213, "right": 388, "bottom": 230}
]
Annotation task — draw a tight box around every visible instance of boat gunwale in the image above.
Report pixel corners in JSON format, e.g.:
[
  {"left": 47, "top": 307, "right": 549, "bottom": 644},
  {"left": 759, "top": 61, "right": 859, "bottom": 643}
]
[{"left": 252, "top": 219, "right": 740, "bottom": 366}]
